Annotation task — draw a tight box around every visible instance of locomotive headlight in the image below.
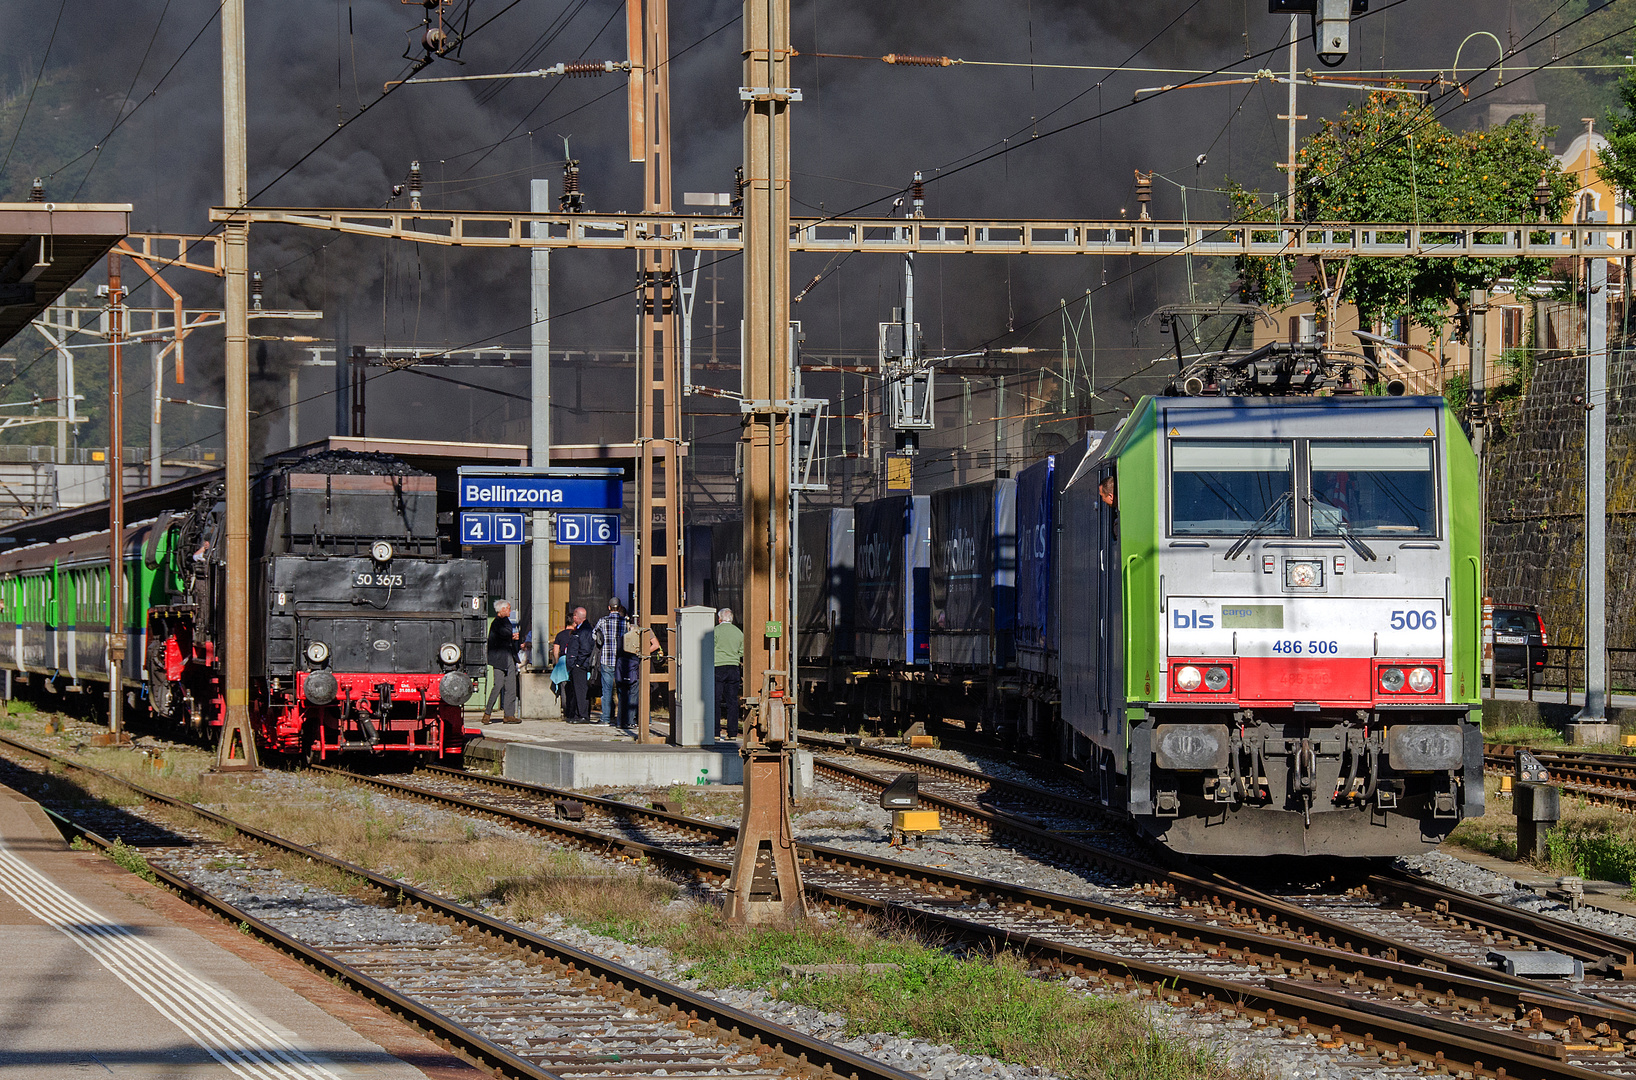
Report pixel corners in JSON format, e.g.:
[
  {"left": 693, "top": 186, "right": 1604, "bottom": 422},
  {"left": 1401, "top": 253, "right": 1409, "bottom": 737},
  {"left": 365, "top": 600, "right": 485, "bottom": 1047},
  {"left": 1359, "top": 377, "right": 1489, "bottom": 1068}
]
[
  {"left": 1379, "top": 666, "right": 1406, "bottom": 693},
  {"left": 1284, "top": 559, "right": 1323, "bottom": 588},
  {"left": 1408, "top": 666, "right": 1436, "bottom": 693},
  {"left": 1175, "top": 665, "right": 1203, "bottom": 692},
  {"left": 306, "top": 640, "right": 330, "bottom": 665},
  {"left": 370, "top": 540, "right": 393, "bottom": 563},
  {"left": 1203, "top": 666, "right": 1231, "bottom": 692},
  {"left": 439, "top": 642, "right": 462, "bottom": 665}
]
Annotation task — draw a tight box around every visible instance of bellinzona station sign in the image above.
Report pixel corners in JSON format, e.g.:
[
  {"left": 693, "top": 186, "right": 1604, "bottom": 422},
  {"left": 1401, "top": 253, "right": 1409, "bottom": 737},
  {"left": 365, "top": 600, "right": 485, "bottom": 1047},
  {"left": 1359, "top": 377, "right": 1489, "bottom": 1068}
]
[{"left": 457, "top": 467, "right": 624, "bottom": 510}]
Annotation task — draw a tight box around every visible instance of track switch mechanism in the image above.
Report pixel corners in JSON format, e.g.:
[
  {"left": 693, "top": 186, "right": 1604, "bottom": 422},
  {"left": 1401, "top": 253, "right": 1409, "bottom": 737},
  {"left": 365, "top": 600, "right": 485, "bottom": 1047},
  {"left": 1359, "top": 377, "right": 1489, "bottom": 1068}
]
[{"left": 880, "top": 771, "right": 940, "bottom": 847}]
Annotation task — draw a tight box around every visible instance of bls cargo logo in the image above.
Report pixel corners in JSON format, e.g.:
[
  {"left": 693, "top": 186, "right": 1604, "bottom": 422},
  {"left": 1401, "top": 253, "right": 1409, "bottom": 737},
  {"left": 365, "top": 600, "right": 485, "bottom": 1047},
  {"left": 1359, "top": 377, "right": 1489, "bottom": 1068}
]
[{"left": 1172, "top": 609, "right": 1215, "bottom": 628}]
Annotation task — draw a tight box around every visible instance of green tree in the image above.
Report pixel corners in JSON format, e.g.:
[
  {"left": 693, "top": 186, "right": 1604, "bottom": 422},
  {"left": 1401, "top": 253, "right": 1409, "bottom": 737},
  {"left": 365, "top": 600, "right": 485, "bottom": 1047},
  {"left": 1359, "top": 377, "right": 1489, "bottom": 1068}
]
[
  {"left": 1598, "top": 68, "right": 1636, "bottom": 208},
  {"left": 1230, "top": 91, "right": 1575, "bottom": 334}
]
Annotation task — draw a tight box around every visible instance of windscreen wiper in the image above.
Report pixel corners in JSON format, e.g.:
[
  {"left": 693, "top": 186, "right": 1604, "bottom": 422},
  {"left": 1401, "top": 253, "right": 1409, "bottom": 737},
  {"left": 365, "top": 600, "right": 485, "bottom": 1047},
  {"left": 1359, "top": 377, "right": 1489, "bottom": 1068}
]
[
  {"left": 1225, "top": 490, "right": 1293, "bottom": 560},
  {"left": 1337, "top": 521, "right": 1378, "bottom": 562},
  {"left": 1305, "top": 495, "right": 1378, "bottom": 561}
]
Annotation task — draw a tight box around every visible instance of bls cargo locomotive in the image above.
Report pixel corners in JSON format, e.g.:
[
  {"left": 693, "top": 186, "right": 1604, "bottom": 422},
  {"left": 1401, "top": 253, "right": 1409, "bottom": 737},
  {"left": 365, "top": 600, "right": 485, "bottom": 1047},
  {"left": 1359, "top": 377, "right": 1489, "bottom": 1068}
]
[
  {"left": 0, "top": 451, "right": 489, "bottom": 762},
  {"left": 762, "top": 389, "right": 1483, "bottom": 858},
  {"left": 1055, "top": 395, "right": 1483, "bottom": 856}
]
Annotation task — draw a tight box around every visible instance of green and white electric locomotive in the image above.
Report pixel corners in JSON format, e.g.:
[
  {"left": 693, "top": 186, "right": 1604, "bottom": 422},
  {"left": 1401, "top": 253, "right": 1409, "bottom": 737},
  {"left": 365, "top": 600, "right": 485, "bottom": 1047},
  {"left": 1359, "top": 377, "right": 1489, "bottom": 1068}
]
[{"left": 1059, "top": 394, "right": 1483, "bottom": 856}]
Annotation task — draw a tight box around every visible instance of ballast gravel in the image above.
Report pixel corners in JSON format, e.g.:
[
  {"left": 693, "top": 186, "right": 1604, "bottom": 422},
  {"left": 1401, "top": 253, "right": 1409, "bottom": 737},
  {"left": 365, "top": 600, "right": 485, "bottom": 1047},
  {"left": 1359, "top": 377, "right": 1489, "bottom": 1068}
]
[{"left": 1399, "top": 849, "right": 1636, "bottom": 938}]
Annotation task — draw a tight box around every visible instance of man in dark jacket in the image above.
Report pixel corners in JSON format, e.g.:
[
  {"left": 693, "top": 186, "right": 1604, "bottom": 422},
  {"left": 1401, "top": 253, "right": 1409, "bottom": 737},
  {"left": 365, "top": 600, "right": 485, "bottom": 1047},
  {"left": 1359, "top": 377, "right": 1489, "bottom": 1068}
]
[
  {"left": 483, "top": 600, "right": 521, "bottom": 724},
  {"left": 564, "top": 606, "right": 597, "bottom": 723}
]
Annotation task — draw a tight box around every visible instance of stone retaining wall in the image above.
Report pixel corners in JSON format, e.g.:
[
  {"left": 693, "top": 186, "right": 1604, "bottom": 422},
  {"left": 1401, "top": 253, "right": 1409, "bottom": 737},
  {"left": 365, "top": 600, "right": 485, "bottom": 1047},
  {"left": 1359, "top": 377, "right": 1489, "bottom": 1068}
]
[{"left": 1484, "top": 345, "right": 1636, "bottom": 649}]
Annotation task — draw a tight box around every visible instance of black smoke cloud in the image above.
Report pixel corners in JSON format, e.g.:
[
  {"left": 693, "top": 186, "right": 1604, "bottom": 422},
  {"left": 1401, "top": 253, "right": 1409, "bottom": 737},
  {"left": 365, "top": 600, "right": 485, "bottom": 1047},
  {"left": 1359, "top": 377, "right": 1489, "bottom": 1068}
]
[{"left": 0, "top": 0, "right": 1528, "bottom": 457}]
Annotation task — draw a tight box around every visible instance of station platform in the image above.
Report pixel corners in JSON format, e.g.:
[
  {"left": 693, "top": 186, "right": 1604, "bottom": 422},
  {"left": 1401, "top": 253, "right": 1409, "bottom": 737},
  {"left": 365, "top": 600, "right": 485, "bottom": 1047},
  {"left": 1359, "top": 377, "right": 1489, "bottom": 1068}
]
[
  {"left": 0, "top": 782, "right": 481, "bottom": 1079},
  {"left": 462, "top": 713, "right": 813, "bottom": 789}
]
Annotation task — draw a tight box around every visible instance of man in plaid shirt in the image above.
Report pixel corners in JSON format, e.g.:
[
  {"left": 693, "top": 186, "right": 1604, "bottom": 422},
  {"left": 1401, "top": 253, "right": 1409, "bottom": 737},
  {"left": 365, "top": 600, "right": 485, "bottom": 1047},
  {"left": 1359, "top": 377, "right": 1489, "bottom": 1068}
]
[{"left": 592, "top": 598, "right": 630, "bottom": 729}]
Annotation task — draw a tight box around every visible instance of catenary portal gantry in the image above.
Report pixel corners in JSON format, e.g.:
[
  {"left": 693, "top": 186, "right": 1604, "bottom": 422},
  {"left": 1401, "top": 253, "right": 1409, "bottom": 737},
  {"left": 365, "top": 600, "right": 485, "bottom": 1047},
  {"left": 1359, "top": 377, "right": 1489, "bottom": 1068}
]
[{"left": 212, "top": 208, "right": 1633, "bottom": 259}]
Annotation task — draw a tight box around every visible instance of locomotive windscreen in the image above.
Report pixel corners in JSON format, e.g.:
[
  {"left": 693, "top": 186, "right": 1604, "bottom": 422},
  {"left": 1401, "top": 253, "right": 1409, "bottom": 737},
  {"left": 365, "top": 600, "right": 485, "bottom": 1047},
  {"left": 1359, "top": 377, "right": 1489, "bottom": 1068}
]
[
  {"left": 1309, "top": 440, "right": 1436, "bottom": 536},
  {"left": 1169, "top": 440, "right": 1293, "bottom": 536}
]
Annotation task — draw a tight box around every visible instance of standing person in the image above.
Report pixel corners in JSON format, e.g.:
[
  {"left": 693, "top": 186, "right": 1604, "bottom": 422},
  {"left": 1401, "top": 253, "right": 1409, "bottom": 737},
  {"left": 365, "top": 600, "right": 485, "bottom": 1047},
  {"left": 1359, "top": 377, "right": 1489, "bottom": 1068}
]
[
  {"left": 552, "top": 616, "right": 578, "bottom": 719},
  {"left": 564, "top": 606, "right": 596, "bottom": 723},
  {"left": 713, "top": 608, "right": 744, "bottom": 738},
  {"left": 483, "top": 601, "right": 521, "bottom": 724},
  {"left": 593, "top": 598, "right": 630, "bottom": 729}
]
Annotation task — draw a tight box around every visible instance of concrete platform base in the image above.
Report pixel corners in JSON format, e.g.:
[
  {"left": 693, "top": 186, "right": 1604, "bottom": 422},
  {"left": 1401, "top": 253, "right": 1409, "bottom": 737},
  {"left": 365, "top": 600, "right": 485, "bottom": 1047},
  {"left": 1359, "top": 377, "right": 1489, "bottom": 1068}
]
[
  {"left": 1568, "top": 721, "right": 1621, "bottom": 745},
  {"left": 517, "top": 670, "right": 562, "bottom": 720},
  {"left": 503, "top": 739, "right": 814, "bottom": 789}
]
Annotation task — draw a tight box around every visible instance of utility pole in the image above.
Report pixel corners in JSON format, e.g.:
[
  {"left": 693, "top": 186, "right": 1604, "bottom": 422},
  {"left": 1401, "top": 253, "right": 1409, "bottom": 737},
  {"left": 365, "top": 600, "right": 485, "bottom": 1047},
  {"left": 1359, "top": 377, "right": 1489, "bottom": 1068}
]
[
  {"left": 530, "top": 177, "right": 551, "bottom": 669},
  {"left": 632, "top": 0, "right": 682, "bottom": 745},
  {"left": 1575, "top": 211, "right": 1609, "bottom": 733},
  {"left": 217, "top": 0, "right": 259, "bottom": 771},
  {"left": 726, "top": 0, "right": 806, "bottom": 925},
  {"left": 1278, "top": 15, "right": 1304, "bottom": 221},
  {"left": 105, "top": 254, "right": 126, "bottom": 744},
  {"left": 150, "top": 341, "right": 163, "bottom": 484},
  {"left": 1469, "top": 288, "right": 1490, "bottom": 695}
]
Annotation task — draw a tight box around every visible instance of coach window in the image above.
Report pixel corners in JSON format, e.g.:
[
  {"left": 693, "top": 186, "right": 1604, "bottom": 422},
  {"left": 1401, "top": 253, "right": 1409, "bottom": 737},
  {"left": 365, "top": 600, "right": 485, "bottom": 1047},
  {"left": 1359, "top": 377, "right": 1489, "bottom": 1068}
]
[
  {"left": 1309, "top": 441, "right": 1437, "bottom": 537},
  {"left": 1169, "top": 440, "right": 1293, "bottom": 536}
]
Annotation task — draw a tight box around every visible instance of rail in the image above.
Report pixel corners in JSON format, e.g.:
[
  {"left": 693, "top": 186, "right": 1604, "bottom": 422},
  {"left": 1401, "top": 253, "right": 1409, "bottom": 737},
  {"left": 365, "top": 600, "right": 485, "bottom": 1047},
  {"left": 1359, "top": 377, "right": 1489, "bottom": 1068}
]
[{"left": 0, "top": 735, "right": 922, "bottom": 1080}]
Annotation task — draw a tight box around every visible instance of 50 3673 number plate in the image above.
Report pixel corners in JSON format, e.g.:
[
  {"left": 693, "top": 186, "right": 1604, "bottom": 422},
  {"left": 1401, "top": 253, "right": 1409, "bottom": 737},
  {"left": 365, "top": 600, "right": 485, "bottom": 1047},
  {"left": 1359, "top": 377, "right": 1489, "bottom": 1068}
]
[{"left": 353, "top": 572, "right": 404, "bottom": 588}]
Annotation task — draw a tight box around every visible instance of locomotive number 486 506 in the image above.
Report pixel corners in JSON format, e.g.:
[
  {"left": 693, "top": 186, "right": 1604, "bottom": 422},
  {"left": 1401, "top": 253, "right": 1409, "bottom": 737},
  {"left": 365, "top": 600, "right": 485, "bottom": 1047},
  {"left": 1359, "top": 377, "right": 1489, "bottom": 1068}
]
[{"left": 1271, "top": 640, "right": 1339, "bottom": 654}]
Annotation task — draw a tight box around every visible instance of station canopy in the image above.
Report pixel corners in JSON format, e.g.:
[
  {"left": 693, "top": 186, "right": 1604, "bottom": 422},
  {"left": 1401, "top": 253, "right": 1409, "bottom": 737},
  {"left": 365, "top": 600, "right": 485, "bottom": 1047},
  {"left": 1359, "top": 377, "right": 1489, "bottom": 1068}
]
[{"left": 0, "top": 202, "right": 132, "bottom": 348}]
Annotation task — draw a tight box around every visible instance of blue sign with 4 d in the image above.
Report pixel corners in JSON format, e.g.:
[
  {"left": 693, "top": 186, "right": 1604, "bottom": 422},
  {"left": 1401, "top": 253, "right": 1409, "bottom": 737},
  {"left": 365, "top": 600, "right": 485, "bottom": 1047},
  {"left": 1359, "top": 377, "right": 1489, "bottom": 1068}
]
[
  {"left": 555, "top": 513, "right": 620, "bottom": 545},
  {"left": 460, "top": 475, "right": 622, "bottom": 510},
  {"left": 460, "top": 512, "right": 526, "bottom": 545}
]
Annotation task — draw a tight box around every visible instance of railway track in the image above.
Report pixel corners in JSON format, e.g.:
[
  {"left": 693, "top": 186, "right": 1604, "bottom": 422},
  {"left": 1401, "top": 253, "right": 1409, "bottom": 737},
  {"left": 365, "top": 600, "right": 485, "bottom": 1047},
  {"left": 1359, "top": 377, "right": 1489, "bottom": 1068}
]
[
  {"left": 801, "top": 734, "right": 1636, "bottom": 978},
  {"left": 0, "top": 734, "right": 919, "bottom": 1080},
  {"left": 11, "top": 729, "right": 1636, "bottom": 1078},
  {"left": 1488, "top": 745, "right": 1636, "bottom": 812},
  {"left": 290, "top": 757, "right": 1636, "bottom": 1079}
]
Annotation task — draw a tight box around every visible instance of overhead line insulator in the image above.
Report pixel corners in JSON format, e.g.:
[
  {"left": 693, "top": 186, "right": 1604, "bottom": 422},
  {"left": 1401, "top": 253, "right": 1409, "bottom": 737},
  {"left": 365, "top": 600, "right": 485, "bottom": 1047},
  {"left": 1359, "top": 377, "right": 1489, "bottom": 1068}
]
[{"left": 882, "top": 54, "right": 954, "bottom": 67}]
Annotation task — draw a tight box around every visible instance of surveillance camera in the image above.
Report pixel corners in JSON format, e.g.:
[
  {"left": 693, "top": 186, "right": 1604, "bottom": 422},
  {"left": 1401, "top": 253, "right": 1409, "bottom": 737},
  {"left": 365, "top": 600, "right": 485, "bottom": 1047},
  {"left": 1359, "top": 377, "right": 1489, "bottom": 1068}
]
[
  {"left": 1312, "top": 0, "right": 1352, "bottom": 67},
  {"left": 1195, "top": 154, "right": 1208, "bottom": 167}
]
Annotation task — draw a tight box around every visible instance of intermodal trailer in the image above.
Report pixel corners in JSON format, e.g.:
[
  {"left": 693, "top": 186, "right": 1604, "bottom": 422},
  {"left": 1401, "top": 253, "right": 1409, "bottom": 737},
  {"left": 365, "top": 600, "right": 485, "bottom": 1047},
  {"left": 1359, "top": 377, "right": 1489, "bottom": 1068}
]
[
  {"left": 851, "top": 495, "right": 929, "bottom": 726},
  {"left": 796, "top": 508, "right": 855, "bottom": 719},
  {"left": 929, "top": 478, "right": 1017, "bottom": 669},
  {"left": 1014, "top": 433, "right": 1105, "bottom": 743}
]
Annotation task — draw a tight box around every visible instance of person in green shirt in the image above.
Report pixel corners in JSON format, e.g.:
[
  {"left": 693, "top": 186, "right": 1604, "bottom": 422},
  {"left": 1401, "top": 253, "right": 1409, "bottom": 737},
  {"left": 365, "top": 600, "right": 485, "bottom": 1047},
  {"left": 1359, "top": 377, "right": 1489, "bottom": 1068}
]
[{"left": 713, "top": 608, "right": 744, "bottom": 737}]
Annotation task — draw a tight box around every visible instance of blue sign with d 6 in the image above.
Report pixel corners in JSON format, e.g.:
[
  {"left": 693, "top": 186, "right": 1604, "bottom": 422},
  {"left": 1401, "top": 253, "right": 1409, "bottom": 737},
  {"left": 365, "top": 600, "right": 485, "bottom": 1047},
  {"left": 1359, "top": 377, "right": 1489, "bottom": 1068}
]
[{"left": 556, "top": 513, "right": 620, "bottom": 545}]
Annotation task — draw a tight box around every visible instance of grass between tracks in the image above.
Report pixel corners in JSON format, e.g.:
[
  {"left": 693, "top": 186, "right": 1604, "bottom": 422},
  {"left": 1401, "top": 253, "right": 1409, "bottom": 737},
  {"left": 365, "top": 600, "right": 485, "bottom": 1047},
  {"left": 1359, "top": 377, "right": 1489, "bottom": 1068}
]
[
  {"left": 1447, "top": 776, "right": 1636, "bottom": 885},
  {"left": 4, "top": 709, "right": 1256, "bottom": 1080}
]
